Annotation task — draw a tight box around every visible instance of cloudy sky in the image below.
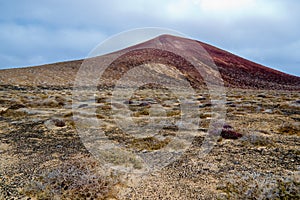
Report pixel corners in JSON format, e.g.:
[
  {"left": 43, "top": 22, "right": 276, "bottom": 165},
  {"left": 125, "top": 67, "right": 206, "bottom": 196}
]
[{"left": 0, "top": 0, "right": 299, "bottom": 76}]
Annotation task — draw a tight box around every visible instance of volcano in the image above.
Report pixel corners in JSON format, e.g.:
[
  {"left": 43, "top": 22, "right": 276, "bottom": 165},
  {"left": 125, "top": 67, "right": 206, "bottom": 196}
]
[
  {"left": 0, "top": 34, "right": 299, "bottom": 90},
  {"left": 0, "top": 34, "right": 299, "bottom": 199}
]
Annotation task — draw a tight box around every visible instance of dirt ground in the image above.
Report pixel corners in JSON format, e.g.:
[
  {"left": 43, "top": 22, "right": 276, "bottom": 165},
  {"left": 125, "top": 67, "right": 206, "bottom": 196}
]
[{"left": 0, "top": 85, "right": 299, "bottom": 199}]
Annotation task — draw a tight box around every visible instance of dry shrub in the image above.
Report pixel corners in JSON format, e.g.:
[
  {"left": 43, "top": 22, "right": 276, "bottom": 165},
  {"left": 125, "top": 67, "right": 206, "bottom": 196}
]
[
  {"left": 22, "top": 155, "right": 118, "bottom": 199},
  {"left": 217, "top": 171, "right": 300, "bottom": 199},
  {"left": 241, "top": 132, "right": 273, "bottom": 147},
  {"left": 97, "top": 104, "right": 112, "bottom": 111},
  {"left": 166, "top": 110, "right": 181, "bottom": 117},
  {"left": 277, "top": 122, "right": 300, "bottom": 136},
  {"left": 25, "top": 95, "right": 66, "bottom": 108},
  {"left": 129, "top": 137, "right": 171, "bottom": 151},
  {"left": 1, "top": 107, "right": 27, "bottom": 118},
  {"left": 131, "top": 108, "right": 149, "bottom": 117}
]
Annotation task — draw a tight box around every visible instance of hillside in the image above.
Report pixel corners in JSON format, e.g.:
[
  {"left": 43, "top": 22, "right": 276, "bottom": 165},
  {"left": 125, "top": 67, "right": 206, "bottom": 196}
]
[{"left": 0, "top": 34, "right": 299, "bottom": 90}]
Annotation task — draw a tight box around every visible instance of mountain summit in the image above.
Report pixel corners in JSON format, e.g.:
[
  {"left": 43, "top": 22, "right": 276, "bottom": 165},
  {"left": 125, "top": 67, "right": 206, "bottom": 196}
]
[{"left": 0, "top": 34, "right": 299, "bottom": 90}]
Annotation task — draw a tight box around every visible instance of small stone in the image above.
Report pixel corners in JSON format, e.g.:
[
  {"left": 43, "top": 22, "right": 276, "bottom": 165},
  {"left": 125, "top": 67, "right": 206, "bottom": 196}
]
[
  {"left": 124, "top": 100, "right": 133, "bottom": 104},
  {"left": 199, "top": 103, "right": 212, "bottom": 108},
  {"left": 263, "top": 109, "right": 273, "bottom": 114},
  {"left": 257, "top": 94, "right": 267, "bottom": 98},
  {"left": 233, "top": 161, "right": 240, "bottom": 165},
  {"left": 196, "top": 96, "right": 206, "bottom": 101},
  {"left": 139, "top": 102, "right": 150, "bottom": 107},
  {"left": 143, "top": 98, "right": 156, "bottom": 104},
  {"left": 226, "top": 102, "right": 236, "bottom": 107},
  {"left": 256, "top": 106, "right": 262, "bottom": 112},
  {"left": 97, "top": 97, "right": 107, "bottom": 103},
  {"left": 78, "top": 104, "right": 88, "bottom": 108}
]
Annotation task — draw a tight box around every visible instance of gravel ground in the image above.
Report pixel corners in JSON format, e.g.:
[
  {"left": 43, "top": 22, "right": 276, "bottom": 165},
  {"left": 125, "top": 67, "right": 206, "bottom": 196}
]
[{"left": 0, "top": 85, "right": 299, "bottom": 199}]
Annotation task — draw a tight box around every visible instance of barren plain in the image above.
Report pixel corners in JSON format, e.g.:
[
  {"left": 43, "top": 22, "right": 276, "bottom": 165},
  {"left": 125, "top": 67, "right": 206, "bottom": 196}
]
[{"left": 0, "top": 84, "right": 299, "bottom": 199}]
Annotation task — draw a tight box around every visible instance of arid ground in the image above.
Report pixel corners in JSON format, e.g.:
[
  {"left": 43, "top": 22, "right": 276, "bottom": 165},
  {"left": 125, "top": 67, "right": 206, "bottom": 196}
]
[{"left": 0, "top": 84, "right": 299, "bottom": 199}]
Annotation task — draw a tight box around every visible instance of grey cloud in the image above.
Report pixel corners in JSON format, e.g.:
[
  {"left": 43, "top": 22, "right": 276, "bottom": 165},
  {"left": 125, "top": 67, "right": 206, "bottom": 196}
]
[{"left": 0, "top": 0, "right": 299, "bottom": 76}]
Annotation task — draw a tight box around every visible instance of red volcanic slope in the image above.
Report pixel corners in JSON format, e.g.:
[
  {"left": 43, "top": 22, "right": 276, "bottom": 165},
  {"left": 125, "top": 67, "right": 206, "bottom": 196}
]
[
  {"left": 0, "top": 34, "right": 299, "bottom": 90},
  {"left": 197, "top": 40, "right": 300, "bottom": 90},
  {"left": 103, "top": 34, "right": 300, "bottom": 90}
]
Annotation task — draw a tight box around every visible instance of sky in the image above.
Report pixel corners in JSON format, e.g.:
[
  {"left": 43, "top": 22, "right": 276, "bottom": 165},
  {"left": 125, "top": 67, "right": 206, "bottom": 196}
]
[{"left": 0, "top": 0, "right": 299, "bottom": 76}]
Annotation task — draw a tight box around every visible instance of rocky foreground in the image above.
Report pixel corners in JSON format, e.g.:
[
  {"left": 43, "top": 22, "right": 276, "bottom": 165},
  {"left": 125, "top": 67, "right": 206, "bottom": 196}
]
[{"left": 0, "top": 84, "right": 299, "bottom": 199}]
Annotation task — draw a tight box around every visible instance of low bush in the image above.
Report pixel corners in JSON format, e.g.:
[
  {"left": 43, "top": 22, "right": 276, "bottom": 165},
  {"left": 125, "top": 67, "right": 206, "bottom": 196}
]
[{"left": 22, "top": 155, "right": 118, "bottom": 199}]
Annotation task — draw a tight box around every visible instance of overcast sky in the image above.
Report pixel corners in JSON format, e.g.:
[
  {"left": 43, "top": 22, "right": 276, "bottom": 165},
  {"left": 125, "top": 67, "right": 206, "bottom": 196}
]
[{"left": 0, "top": 0, "right": 299, "bottom": 76}]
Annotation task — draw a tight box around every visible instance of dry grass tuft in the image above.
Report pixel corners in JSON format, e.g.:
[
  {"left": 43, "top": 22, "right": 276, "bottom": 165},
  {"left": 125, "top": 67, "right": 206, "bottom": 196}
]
[
  {"left": 129, "top": 137, "right": 171, "bottom": 151},
  {"left": 277, "top": 122, "right": 300, "bottom": 136}
]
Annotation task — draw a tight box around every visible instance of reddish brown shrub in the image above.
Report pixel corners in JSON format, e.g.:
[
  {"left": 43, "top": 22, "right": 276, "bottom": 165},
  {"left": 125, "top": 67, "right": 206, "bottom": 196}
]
[{"left": 221, "top": 129, "right": 242, "bottom": 139}]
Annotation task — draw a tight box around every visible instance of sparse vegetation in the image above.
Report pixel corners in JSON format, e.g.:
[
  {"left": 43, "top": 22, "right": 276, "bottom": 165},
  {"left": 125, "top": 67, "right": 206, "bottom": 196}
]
[
  {"left": 129, "top": 136, "right": 171, "bottom": 151},
  {"left": 217, "top": 171, "right": 300, "bottom": 199},
  {"left": 241, "top": 132, "right": 274, "bottom": 147},
  {"left": 131, "top": 108, "right": 150, "bottom": 117},
  {"left": 21, "top": 155, "right": 119, "bottom": 200},
  {"left": 0, "top": 85, "right": 299, "bottom": 199},
  {"left": 277, "top": 122, "right": 300, "bottom": 136},
  {"left": 166, "top": 109, "right": 181, "bottom": 117}
]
